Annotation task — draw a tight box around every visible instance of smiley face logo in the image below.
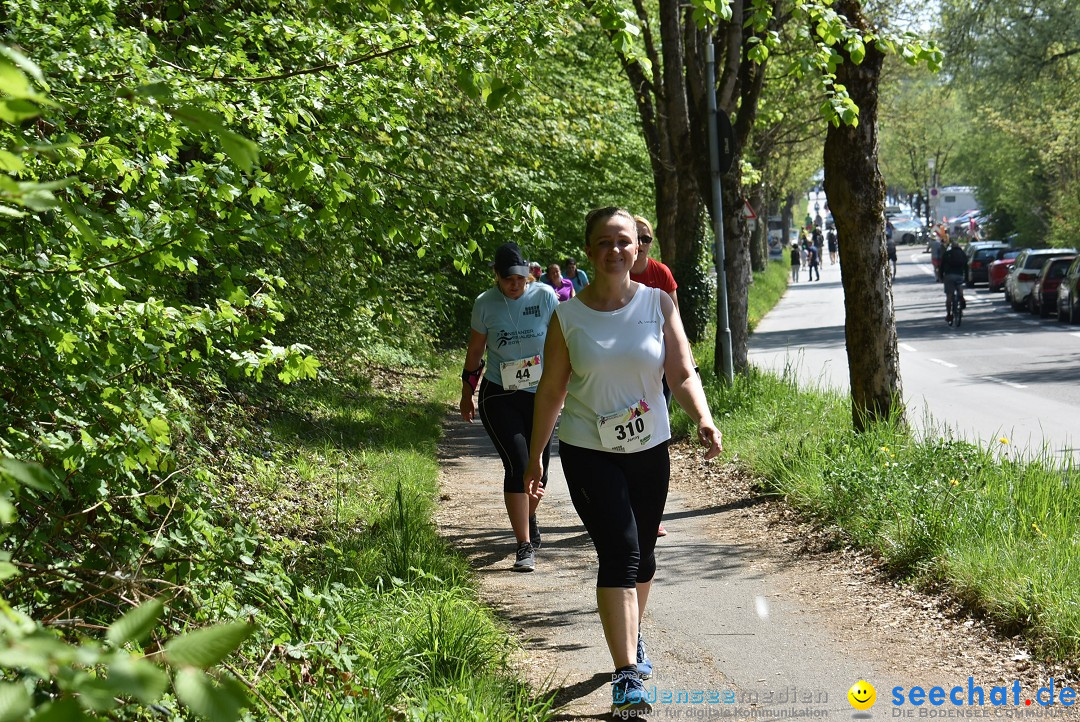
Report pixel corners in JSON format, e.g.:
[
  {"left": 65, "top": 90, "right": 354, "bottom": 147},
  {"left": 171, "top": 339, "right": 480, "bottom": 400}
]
[{"left": 848, "top": 680, "right": 876, "bottom": 711}]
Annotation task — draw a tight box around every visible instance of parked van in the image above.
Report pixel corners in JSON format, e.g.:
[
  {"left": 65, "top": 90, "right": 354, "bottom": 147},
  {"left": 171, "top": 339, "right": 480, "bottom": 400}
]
[
  {"left": 767, "top": 215, "right": 784, "bottom": 258},
  {"left": 931, "top": 186, "right": 978, "bottom": 224}
]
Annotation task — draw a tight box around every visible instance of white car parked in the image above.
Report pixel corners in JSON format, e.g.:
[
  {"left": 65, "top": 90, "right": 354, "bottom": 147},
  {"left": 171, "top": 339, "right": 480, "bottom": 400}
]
[{"left": 1005, "top": 248, "right": 1078, "bottom": 311}]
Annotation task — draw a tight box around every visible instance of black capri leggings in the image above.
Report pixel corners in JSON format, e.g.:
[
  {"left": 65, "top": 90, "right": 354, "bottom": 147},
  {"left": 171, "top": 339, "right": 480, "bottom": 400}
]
[
  {"left": 477, "top": 378, "right": 551, "bottom": 493},
  {"left": 558, "top": 441, "right": 669, "bottom": 588}
]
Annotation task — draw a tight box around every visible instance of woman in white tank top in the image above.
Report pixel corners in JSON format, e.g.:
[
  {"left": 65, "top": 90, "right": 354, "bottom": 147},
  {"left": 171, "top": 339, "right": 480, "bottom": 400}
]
[{"left": 523, "top": 207, "right": 722, "bottom": 716}]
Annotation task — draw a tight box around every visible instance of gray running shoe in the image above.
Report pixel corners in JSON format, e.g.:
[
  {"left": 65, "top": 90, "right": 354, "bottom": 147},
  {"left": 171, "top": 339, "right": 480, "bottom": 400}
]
[
  {"left": 529, "top": 514, "right": 541, "bottom": 549},
  {"left": 513, "top": 542, "right": 535, "bottom": 572}
]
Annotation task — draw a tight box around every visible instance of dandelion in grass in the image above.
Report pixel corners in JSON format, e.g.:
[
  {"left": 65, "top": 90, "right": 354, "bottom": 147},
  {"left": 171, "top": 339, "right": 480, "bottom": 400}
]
[
  {"left": 999, "top": 437, "right": 1009, "bottom": 445},
  {"left": 949, "top": 479, "right": 959, "bottom": 487}
]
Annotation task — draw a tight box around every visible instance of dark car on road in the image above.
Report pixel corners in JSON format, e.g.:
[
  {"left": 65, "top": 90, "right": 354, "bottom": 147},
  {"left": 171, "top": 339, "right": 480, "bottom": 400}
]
[
  {"left": 1056, "top": 256, "right": 1080, "bottom": 323},
  {"left": 966, "top": 241, "right": 1009, "bottom": 286},
  {"left": 987, "top": 248, "right": 1024, "bottom": 292},
  {"left": 1031, "top": 256, "right": 1076, "bottom": 316}
]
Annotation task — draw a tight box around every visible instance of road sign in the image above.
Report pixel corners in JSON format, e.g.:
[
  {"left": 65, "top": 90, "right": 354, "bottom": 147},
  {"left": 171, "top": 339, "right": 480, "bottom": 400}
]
[
  {"left": 742, "top": 199, "right": 757, "bottom": 219},
  {"left": 930, "top": 187, "right": 938, "bottom": 197},
  {"left": 716, "top": 110, "right": 735, "bottom": 174}
]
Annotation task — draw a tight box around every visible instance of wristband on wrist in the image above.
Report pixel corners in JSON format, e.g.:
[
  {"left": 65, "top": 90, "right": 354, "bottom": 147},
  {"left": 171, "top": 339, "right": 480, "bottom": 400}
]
[{"left": 461, "top": 360, "right": 485, "bottom": 393}]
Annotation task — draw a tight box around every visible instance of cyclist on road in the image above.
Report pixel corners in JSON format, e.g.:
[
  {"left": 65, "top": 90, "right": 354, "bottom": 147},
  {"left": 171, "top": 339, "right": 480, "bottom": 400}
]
[{"left": 940, "top": 235, "right": 968, "bottom": 325}]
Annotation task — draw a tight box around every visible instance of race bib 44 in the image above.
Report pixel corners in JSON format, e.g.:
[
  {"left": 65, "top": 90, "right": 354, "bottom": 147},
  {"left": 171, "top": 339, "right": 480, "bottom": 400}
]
[{"left": 500, "top": 355, "right": 542, "bottom": 390}]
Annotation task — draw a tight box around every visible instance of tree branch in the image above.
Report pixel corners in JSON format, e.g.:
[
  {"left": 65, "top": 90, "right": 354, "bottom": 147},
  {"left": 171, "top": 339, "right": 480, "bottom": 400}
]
[{"left": 157, "top": 42, "right": 420, "bottom": 84}]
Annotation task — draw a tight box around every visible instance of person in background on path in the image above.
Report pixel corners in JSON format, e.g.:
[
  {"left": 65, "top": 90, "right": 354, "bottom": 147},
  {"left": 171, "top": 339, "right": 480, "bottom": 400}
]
[
  {"left": 524, "top": 206, "right": 722, "bottom": 718},
  {"left": 812, "top": 225, "right": 824, "bottom": 264},
  {"left": 564, "top": 257, "right": 589, "bottom": 294},
  {"left": 629, "top": 215, "right": 678, "bottom": 538},
  {"left": 790, "top": 243, "right": 801, "bottom": 282},
  {"left": 799, "top": 231, "right": 809, "bottom": 269},
  {"left": 545, "top": 263, "right": 576, "bottom": 302},
  {"left": 806, "top": 242, "right": 820, "bottom": 281},
  {"left": 886, "top": 236, "right": 897, "bottom": 278},
  {"left": 460, "top": 242, "right": 559, "bottom": 573},
  {"left": 826, "top": 228, "right": 838, "bottom": 265},
  {"left": 528, "top": 261, "right": 544, "bottom": 283}
]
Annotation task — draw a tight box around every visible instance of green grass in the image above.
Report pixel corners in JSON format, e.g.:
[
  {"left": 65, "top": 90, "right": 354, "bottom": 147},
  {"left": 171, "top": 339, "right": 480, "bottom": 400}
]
[
  {"left": 674, "top": 281, "right": 1080, "bottom": 665},
  {"left": 219, "top": 347, "right": 554, "bottom": 721},
  {"left": 747, "top": 258, "right": 791, "bottom": 332}
]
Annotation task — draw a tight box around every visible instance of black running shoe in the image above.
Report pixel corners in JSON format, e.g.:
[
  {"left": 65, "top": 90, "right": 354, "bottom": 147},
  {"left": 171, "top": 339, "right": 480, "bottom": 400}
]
[{"left": 513, "top": 542, "right": 535, "bottom": 572}]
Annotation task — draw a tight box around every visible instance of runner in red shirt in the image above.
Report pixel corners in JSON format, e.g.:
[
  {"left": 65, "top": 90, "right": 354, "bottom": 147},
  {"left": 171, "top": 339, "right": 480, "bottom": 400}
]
[
  {"left": 629, "top": 216, "right": 678, "bottom": 309},
  {"left": 630, "top": 215, "right": 678, "bottom": 537}
]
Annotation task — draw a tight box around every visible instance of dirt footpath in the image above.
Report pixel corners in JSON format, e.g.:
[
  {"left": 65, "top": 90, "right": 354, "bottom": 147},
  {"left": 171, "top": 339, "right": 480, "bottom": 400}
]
[{"left": 435, "top": 414, "right": 1076, "bottom": 721}]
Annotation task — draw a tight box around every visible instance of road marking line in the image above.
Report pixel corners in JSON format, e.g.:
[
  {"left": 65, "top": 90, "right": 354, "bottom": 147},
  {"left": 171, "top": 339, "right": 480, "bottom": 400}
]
[
  {"left": 900, "top": 343, "right": 917, "bottom": 352},
  {"left": 1021, "top": 320, "right": 1041, "bottom": 326},
  {"left": 984, "top": 375, "right": 1027, "bottom": 390},
  {"left": 1072, "top": 333, "right": 1080, "bottom": 339},
  {"left": 918, "top": 264, "right": 935, "bottom": 276},
  {"left": 930, "top": 358, "right": 957, "bottom": 368}
]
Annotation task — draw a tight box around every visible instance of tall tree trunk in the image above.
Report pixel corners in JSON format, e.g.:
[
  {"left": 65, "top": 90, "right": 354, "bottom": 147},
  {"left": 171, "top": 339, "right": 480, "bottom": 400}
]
[
  {"left": 823, "top": 0, "right": 905, "bottom": 431},
  {"left": 781, "top": 192, "right": 795, "bottom": 251},
  {"left": 749, "top": 183, "right": 766, "bottom": 272},
  {"left": 721, "top": 169, "right": 752, "bottom": 372}
]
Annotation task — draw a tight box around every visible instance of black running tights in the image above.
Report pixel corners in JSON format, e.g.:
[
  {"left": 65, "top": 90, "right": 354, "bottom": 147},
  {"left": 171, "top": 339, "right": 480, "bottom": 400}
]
[
  {"left": 477, "top": 378, "right": 551, "bottom": 493},
  {"left": 559, "top": 441, "right": 669, "bottom": 588}
]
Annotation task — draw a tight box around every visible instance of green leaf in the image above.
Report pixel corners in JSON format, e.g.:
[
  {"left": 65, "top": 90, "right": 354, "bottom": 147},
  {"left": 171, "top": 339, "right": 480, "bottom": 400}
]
[
  {"left": 218, "top": 130, "right": 259, "bottom": 174},
  {"left": 30, "top": 698, "right": 91, "bottom": 722},
  {"left": 72, "top": 675, "right": 121, "bottom": 711},
  {"left": 164, "top": 621, "right": 254, "bottom": 668},
  {"left": 0, "top": 45, "right": 45, "bottom": 86},
  {"left": 107, "top": 656, "right": 170, "bottom": 702},
  {"left": 176, "top": 105, "right": 224, "bottom": 131},
  {"left": 0, "top": 59, "right": 32, "bottom": 99},
  {"left": 0, "top": 150, "right": 24, "bottom": 172},
  {"left": 133, "top": 81, "right": 172, "bottom": 99},
  {"left": 146, "top": 416, "right": 171, "bottom": 445},
  {"left": 107, "top": 598, "right": 165, "bottom": 646},
  {"left": 0, "top": 98, "right": 40, "bottom": 123},
  {"left": 0, "top": 457, "right": 57, "bottom": 492},
  {"left": 0, "top": 683, "right": 31, "bottom": 722},
  {"left": 0, "top": 562, "right": 18, "bottom": 580},
  {"left": 173, "top": 668, "right": 249, "bottom": 721}
]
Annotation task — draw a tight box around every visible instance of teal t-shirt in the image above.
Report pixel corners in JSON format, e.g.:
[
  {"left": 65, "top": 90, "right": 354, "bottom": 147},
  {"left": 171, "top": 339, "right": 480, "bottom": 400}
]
[
  {"left": 568, "top": 269, "right": 589, "bottom": 294},
  {"left": 470, "top": 282, "right": 559, "bottom": 391}
]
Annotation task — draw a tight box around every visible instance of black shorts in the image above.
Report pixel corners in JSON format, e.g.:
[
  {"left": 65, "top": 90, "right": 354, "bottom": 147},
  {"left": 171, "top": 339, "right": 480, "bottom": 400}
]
[
  {"left": 477, "top": 378, "right": 551, "bottom": 493},
  {"left": 559, "top": 441, "right": 669, "bottom": 588}
]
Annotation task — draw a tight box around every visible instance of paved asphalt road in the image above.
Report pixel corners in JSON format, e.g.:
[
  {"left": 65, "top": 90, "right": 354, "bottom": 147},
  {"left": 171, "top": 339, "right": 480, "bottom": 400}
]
[{"left": 749, "top": 215, "right": 1080, "bottom": 464}]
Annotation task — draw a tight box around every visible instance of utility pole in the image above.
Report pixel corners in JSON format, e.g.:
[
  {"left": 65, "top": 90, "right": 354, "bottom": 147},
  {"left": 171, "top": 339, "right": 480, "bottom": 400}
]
[{"left": 706, "top": 37, "right": 734, "bottom": 385}]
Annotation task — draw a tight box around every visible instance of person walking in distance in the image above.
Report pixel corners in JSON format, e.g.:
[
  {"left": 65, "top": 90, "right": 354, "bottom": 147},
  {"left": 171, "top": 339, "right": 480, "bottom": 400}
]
[
  {"left": 629, "top": 215, "right": 678, "bottom": 537},
  {"left": 524, "top": 207, "right": 722, "bottom": 717},
  {"left": 790, "top": 243, "right": 801, "bottom": 282},
  {"left": 544, "top": 263, "right": 576, "bottom": 302},
  {"left": 806, "top": 242, "right": 820, "bottom": 281},
  {"left": 827, "top": 228, "right": 838, "bottom": 265},
  {"left": 460, "top": 242, "right": 559, "bottom": 572},
  {"left": 564, "top": 257, "right": 589, "bottom": 294}
]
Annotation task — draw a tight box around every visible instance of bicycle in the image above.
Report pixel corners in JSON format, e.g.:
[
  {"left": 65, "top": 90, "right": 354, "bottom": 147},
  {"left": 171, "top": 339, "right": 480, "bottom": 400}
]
[{"left": 946, "top": 283, "right": 965, "bottom": 327}]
